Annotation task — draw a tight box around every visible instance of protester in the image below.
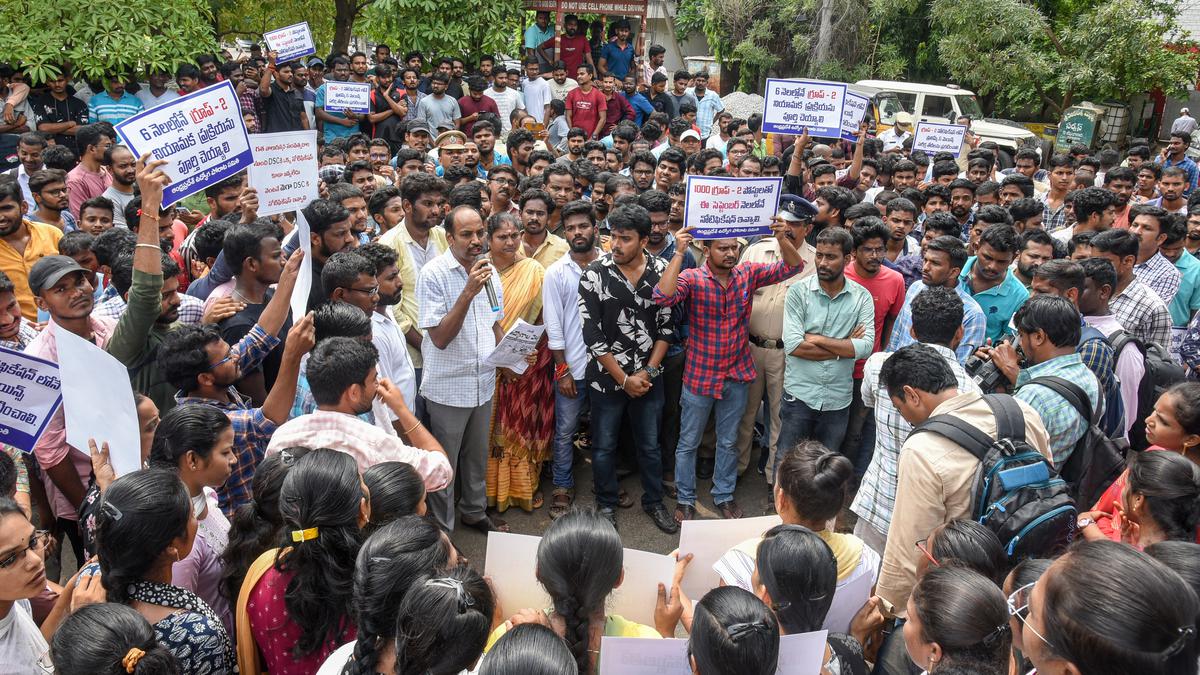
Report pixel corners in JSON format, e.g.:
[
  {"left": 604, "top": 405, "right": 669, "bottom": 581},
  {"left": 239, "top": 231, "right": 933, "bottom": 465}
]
[
  {"left": 479, "top": 622, "right": 579, "bottom": 675},
  {"left": 50, "top": 602, "right": 179, "bottom": 675},
  {"left": 687, "top": 586, "right": 779, "bottom": 675},
  {"left": 904, "top": 567, "right": 1011, "bottom": 674}
]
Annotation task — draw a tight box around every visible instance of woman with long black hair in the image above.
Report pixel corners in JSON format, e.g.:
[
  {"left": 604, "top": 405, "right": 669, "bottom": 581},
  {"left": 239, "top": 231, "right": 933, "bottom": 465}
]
[
  {"left": 50, "top": 602, "right": 179, "bottom": 675},
  {"left": 688, "top": 586, "right": 780, "bottom": 675},
  {"left": 243, "top": 448, "right": 368, "bottom": 673}
]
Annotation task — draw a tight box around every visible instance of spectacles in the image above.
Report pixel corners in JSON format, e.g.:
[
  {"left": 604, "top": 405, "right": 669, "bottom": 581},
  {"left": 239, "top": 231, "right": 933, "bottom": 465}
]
[
  {"left": 1007, "top": 581, "right": 1052, "bottom": 649},
  {"left": 0, "top": 530, "right": 50, "bottom": 569},
  {"left": 490, "top": 177, "right": 517, "bottom": 186},
  {"left": 858, "top": 245, "right": 886, "bottom": 256},
  {"left": 915, "top": 538, "right": 939, "bottom": 568},
  {"left": 208, "top": 350, "right": 234, "bottom": 371},
  {"left": 347, "top": 286, "right": 380, "bottom": 297}
]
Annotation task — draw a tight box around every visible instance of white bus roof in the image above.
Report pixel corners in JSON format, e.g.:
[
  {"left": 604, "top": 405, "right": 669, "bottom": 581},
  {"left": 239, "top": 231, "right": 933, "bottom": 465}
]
[{"left": 855, "top": 80, "right": 978, "bottom": 97}]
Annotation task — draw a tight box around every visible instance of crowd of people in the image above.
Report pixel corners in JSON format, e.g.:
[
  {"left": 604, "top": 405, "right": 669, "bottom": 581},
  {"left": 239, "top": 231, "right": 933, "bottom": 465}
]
[{"left": 2, "top": 26, "right": 1200, "bottom": 675}]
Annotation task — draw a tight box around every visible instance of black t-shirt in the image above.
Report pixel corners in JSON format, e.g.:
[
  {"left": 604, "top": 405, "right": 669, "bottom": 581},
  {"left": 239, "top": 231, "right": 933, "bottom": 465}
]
[
  {"left": 307, "top": 257, "right": 328, "bottom": 314},
  {"left": 262, "top": 82, "right": 305, "bottom": 133},
  {"left": 29, "top": 93, "right": 89, "bottom": 152},
  {"left": 219, "top": 288, "right": 292, "bottom": 390},
  {"left": 650, "top": 92, "right": 678, "bottom": 119}
]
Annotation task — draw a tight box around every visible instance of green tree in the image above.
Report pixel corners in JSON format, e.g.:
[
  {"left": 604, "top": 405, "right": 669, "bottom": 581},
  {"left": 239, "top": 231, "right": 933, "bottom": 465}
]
[
  {"left": 932, "top": 0, "right": 1200, "bottom": 115},
  {"left": 0, "top": 0, "right": 218, "bottom": 84},
  {"left": 211, "top": 0, "right": 374, "bottom": 56},
  {"left": 358, "top": 0, "right": 524, "bottom": 63}
]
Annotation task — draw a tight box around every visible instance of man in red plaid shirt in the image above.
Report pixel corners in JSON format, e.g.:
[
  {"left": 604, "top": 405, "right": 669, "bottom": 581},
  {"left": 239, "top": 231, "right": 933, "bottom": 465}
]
[{"left": 654, "top": 217, "right": 804, "bottom": 522}]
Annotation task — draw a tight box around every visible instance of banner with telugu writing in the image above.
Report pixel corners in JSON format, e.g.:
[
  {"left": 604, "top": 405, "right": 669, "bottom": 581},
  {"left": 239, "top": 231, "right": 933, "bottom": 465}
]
[
  {"left": 263, "top": 22, "right": 317, "bottom": 63},
  {"left": 114, "top": 81, "right": 253, "bottom": 207},
  {"left": 0, "top": 347, "right": 61, "bottom": 454},
  {"left": 912, "top": 121, "right": 969, "bottom": 158},
  {"left": 761, "top": 78, "right": 846, "bottom": 137},
  {"left": 684, "top": 175, "right": 783, "bottom": 240},
  {"left": 324, "top": 82, "right": 372, "bottom": 115},
  {"left": 840, "top": 91, "right": 871, "bottom": 141},
  {"left": 248, "top": 130, "right": 319, "bottom": 217}
]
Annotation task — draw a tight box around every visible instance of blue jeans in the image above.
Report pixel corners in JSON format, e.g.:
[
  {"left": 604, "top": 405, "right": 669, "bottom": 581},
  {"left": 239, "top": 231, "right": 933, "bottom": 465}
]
[
  {"left": 676, "top": 380, "right": 751, "bottom": 506},
  {"left": 588, "top": 381, "right": 665, "bottom": 509},
  {"left": 774, "top": 393, "right": 851, "bottom": 482},
  {"left": 552, "top": 379, "right": 586, "bottom": 489}
]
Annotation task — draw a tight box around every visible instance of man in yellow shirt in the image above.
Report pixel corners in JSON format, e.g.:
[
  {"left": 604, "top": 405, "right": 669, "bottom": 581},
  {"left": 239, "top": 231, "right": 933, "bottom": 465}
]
[
  {"left": 519, "top": 188, "right": 568, "bottom": 267},
  {"left": 0, "top": 180, "right": 62, "bottom": 320}
]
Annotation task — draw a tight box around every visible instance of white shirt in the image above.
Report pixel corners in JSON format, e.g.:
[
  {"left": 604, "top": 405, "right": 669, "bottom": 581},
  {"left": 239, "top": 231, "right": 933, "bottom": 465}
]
[
  {"left": 542, "top": 252, "right": 589, "bottom": 380},
  {"left": 878, "top": 127, "right": 911, "bottom": 152},
  {"left": 135, "top": 87, "right": 179, "bottom": 109},
  {"left": 0, "top": 599, "right": 53, "bottom": 674},
  {"left": 417, "top": 249, "right": 504, "bottom": 407},
  {"left": 522, "top": 77, "right": 552, "bottom": 124},
  {"left": 482, "top": 87, "right": 525, "bottom": 136},
  {"left": 1084, "top": 314, "right": 1145, "bottom": 439},
  {"left": 101, "top": 185, "right": 135, "bottom": 227},
  {"left": 372, "top": 309, "right": 417, "bottom": 410},
  {"left": 14, "top": 164, "right": 35, "bottom": 209}
]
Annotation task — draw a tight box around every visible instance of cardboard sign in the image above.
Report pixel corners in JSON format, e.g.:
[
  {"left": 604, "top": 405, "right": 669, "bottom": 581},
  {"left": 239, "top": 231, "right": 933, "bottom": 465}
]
[
  {"left": 677, "top": 514, "right": 782, "bottom": 600},
  {"left": 762, "top": 79, "right": 846, "bottom": 137},
  {"left": 484, "top": 531, "right": 675, "bottom": 628},
  {"left": 56, "top": 330, "right": 141, "bottom": 477},
  {"left": 114, "top": 81, "right": 253, "bottom": 207},
  {"left": 263, "top": 22, "right": 316, "bottom": 63},
  {"left": 248, "top": 130, "right": 319, "bottom": 216},
  {"left": 683, "top": 175, "right": 783, "bottom": 240},
  {"left": 912, "top": 122, "right": 969, "bottom": 158},
  {"left": 0, "top": 347, "right": 61, "bottom": 453},
  {"left": 840, "top": 91, "right": 871, "bottom": 141},
  {"left": 324, "top": 81, "right": 371, "bottom": 115},
  {"left": 598, "top": 631, "right": 829, "bottom": 674}
]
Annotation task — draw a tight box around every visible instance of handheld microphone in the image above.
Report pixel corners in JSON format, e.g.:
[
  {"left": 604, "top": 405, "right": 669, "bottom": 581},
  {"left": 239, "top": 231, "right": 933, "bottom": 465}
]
[{"left": 476, "top": 253, "right": 501, "bottom": 312}]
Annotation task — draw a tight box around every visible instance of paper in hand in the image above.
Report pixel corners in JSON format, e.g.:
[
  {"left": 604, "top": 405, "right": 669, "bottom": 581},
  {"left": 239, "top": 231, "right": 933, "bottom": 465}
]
[{"left": 483, "top": 319, "right": 545, "bottom": 374}]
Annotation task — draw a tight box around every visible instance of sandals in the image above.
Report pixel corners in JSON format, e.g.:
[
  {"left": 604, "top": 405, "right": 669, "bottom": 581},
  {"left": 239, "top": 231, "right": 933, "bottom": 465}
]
[{"left": 549, "top": 488, "right": 573, "bottom": 520}]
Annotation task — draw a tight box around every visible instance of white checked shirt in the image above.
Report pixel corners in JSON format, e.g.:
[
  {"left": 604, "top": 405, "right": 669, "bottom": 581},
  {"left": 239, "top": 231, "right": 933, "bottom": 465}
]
[
  {"left": 1111, "top": 278, "right": 1173, "bottom": 348},
  {"left": 1133, "top": 251, "right": 1183, "bottom": 307},
  {"left": 851, "top": 343, "right": 980, "bottom": 540},
  {"left": 417, "top": 249, "right": 504, "bottom": 407},
  {"left": 542, "top": 252, "right": 589, "bottom": 381},
  {"left": 94, "top": 291, "right": 205, "bottom": 325}
]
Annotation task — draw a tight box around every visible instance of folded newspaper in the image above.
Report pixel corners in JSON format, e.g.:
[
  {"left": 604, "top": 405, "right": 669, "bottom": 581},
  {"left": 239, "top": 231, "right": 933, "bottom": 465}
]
[{"left": 483, "top": 319, "right": 545, "bottom": 374}]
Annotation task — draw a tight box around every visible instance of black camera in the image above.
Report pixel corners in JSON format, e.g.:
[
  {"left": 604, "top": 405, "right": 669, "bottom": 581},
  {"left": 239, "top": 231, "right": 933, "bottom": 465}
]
[{"left": 965, "top": 335, "right": 1023, "bottom": 393}]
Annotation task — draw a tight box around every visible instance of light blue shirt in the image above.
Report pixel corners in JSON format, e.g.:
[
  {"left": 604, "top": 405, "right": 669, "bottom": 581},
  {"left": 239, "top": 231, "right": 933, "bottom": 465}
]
[
  {"left": 687, "top": 87, "right": 725, "bottom": 138},
  {"left": 1170, "top": 251, "right": 1200, "bottom": 327},
  {"left": 88, "top": 91, "right": 143, "bottom": 124},
  {"left": 1015, "top": 353, "right": 1101, "bottom": 467},
  {"left": 782, "top": 274, "right": 875, "bottom": 410},
  {"left": 960, "top": 258, "right": 1030, "bottom": 342},
  {"left": 314, "top": 83, "right": 357, "bottom": 142},
  {"left": 887, "top": 279, "right": 988, "bottom": 364}
]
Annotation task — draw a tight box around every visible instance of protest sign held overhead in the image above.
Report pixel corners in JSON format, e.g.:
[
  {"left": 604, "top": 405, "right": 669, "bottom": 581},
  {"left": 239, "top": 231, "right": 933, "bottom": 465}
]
[
  {"left": 912, "top": 121, "right": 969, "bottom": 158},
  {"left": 840, "top": 91, "right": 871, "bottom": 141},
  {"left": 263, "top": 22, "right": 316, "bottom": 63},
  {"left": 762, "top": 79, "right": 846, "bottom": 137},
  {"left": 324, "top": 82, "right": 372, "bottom": 115},
  {"left": 248, "top": 130, "right": 319, "bottom": 217},
  {"left": 684, "top": 175, "right": 783, "bottom": 240},
  {"left": 114, "top": 81, "right": 253, "bottom": 207},
  {"left": 0, "top": 347, "right": 61, "bottom": 454}
]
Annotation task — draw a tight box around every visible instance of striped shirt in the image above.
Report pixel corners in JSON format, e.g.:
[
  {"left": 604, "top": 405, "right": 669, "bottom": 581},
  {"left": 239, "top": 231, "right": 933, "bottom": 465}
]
[
  {"left": 1133, "top": 251, "right": 1183, "bottom": 307},
  {"left": 1110, "top": 278, "right": 1172, "bottom": 348},
  {"left": 87, "top": 91, "right": 144, "bottom": 124},
  {"left": 1015, "top": 353, "right": 1102, "bottom": 467},
  {"left": 887, "top": 280, "right": 987, "bottom": 364}
]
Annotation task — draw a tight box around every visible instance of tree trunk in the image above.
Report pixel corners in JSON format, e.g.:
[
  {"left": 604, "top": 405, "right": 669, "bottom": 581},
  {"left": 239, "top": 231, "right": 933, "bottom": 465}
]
[
  {"left": 811, "top": 0, "right": 834, "bottom": 70},
  {"left": 333, "top": 0, "right": 356, "bottom": 55}
]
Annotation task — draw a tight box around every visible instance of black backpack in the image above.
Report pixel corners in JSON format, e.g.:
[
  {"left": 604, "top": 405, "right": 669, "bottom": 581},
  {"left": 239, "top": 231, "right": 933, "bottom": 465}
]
[
  {"left": 1107, "top": 330, "right": 1186, "bottom": 451},
  {"left": 1025, "top": 376, "right": 1129, "bottom": 509},
  {"left": 910, "top": 393, "right": 1076, "bottom": 560}
]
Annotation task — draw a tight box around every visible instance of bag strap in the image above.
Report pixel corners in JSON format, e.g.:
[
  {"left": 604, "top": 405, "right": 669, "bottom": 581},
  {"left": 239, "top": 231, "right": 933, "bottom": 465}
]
[
  {"left": 913, "top": 415, "right": 998, "bottom": 463},
  {"left": 236, "top": 547, "right": 281, "bottom": 675},
  {"left": 982, "top": 393, "right": 1028, "bottom": 443},
  {"left": 1027, "top": 375, "right": 1099, "bottom": 426},
  {"left": 1107, "top": 329, "right": 1140, "bottom": 356}
]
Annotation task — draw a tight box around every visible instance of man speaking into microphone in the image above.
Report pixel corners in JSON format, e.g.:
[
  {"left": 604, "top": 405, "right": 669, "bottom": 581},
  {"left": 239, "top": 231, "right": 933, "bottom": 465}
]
[{"left": 417, "top": 204, "right": 509, "bottom": 534}]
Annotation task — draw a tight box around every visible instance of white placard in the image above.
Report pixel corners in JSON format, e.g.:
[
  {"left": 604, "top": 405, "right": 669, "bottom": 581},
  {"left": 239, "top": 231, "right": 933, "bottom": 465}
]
[
  {"left": 290, "top": 209, "right": 313, "bottom": 321},
  {"left": 248, "top": 130, "right": 319, "bottom": 217},
  {"left": 114, "top": 81, "right": 253, "bottom": 207},
  {"left": 822, "top": 568, "right": 875, "bottom": 634},
  {"left": 912, "top": 122, "right": 969, "bottom": 158},
  {"left": 263, "top": 22, "right": 316, "bottom": 63},
  {"left": 484, "top": 531, "right": 675, "bottom": 628},
  {"left": 483, "top": 319, "right": 545, "bottom": 374},
  {"left": 324, "top": 82, "right": 372, "bottom": 115},
  {"left": 762, "top": 79, "right": 846, "bottom": 137},
  {"left": 677, "top": 514, "right": 781, "bottom": 600},
  {"left": 840, "top": 91, "right": 870, "bottom": 141},
  {"left": 56, "top": 329, "right": 141, "bottom": 477},
  {"left": 0, "top": 347, "right": 62, "bottom": 453},
  {"left": 599, "top": 631, "right": 829, "bottom": 675},
  {"left": 683, "top": 175, "right": 783, "bottom": 240}
]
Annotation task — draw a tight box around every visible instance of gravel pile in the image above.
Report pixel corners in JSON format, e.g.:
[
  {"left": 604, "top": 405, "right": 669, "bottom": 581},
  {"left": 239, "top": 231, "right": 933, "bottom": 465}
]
[{"left": 721, "top": 91, "right": 766, "bottom": 120}]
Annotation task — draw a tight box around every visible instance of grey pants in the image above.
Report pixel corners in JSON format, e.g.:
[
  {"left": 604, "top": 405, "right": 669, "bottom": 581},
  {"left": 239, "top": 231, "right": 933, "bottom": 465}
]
[{"left": 424, "top": 398, "right": 492, "bottom": 531}]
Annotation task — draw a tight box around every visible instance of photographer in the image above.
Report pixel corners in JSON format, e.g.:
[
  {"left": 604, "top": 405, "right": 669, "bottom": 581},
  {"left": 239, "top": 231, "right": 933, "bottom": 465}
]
[{"left": 977, "top": 295, "right": 1103, "bottom": 467}]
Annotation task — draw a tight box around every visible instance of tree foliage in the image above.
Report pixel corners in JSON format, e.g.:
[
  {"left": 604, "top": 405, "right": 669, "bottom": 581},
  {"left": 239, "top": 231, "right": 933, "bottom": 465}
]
[
  {"left": 358, "top": 0, "right": 524, "bottom": 62},
  {"left": 212, "top": 0, "right": 335, "bottom": 49},
  {"left": 0, "top": 0, "right": 217, "bottom": 84}
]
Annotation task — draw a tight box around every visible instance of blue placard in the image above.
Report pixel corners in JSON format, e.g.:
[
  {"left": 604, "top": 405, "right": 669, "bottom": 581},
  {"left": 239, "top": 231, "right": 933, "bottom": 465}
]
[
  {"left": 0, "top": 346, "right": 62, "bottom": 453},
  {"left": 761, "top": 79, "right": 846, "bottom": 138},
  {"left": 840, "top": 91, "right": 871, "bottom": 142},
  {"left": 114, "top": 81, "right": 253, "bottom": 207},
  {"left": 264, "top": 22, "right": 317, "bottom": 64},
  {"left": 324, "top": 81, "right": 372, "bottom": 115},
  {"left": 683, "top": 175, "right": 784, "bottom": 239}
]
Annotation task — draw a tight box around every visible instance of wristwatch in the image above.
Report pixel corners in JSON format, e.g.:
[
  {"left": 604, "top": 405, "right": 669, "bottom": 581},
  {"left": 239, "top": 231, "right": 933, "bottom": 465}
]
[{"left": 644, "top": 364, "right": 664, "bottom": 379}]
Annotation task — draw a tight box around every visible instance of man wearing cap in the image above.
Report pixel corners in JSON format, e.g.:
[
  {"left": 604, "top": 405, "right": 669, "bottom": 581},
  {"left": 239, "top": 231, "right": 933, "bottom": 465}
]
[
  {"left": 734, "top": 195, "right": 817, "bottom": 490},
  {"left": 458, "top": 76, "right": 500, "bottom": 133},
  {"left": 434, "top": 130, "right": 469, "bottom": 173},
  {"left": 404, "top": 120, "right": 434, "bottom": 155},
  {"left": 416, "top": 73, "right": 461, "bottom": 135},
  {"left": 879, "top": 112, "right": 913, "bottom": 153},
  {"left": 0, "top": 180, "right": 61, "bottom": 321},
  {"left": 1173, "top": 108, "right": 1197, "bottom": 136}
]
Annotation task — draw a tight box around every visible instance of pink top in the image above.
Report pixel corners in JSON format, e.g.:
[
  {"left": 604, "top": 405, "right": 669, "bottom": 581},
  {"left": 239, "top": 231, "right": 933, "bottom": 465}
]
[
  {"left": 65, "top": 164, "right": 111, "bottom": 219},
  {"left": 26, "top": 317, "right": 116, "bottom": 519},
  {"left": 266, "top": 411, "right": 452, "bottom": 491},
  {"left": 172, "top": 488, "right": 232, "bottom": 634},
  {"left": 248, "top": 566, "right": 356, "bottom": 674}
]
